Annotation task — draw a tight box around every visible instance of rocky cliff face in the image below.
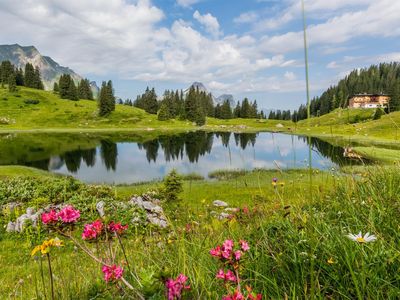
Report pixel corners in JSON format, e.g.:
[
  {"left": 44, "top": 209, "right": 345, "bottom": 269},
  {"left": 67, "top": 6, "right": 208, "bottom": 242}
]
[{"left": 0, "top": 44, "right": 98, "bottom": 96}]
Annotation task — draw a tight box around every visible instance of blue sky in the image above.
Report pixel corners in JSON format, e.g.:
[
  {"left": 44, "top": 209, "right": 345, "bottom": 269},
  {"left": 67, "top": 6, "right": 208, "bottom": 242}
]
[{"left": 0, "top": 0, "right": 399, "bottom": 110}]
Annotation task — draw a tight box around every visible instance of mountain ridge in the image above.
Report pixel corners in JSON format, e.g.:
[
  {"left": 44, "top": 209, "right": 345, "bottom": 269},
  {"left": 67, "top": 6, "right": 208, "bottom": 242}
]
[{"left": 0, "top": 43, "right": 99, "bottom": 95}]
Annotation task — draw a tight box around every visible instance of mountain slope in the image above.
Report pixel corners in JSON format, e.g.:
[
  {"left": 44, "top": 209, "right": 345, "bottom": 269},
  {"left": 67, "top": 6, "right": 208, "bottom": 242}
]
[{"left": 0, "top": 44, "right": 99, "bottom": 95}]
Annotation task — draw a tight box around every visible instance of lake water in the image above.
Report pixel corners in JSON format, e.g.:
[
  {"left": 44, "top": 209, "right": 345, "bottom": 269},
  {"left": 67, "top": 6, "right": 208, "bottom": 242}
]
[{"left": 0, "top": 131, "right": 364, "bottom": 184}]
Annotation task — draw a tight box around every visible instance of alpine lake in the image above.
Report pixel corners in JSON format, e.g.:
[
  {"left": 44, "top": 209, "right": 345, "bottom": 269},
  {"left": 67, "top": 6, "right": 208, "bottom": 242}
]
[{"left": 0, "top": 131, "right": 375, "bottom": 184}]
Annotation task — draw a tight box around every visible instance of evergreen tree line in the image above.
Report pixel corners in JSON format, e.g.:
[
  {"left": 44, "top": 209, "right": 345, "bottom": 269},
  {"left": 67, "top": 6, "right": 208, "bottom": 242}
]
[
  {"left": 267, "top": 110, "right": 292, "bottom": 121},
  {"left": 293, "top": 62, "right": 400, "bottom": 122},
  {"left": 54, "top": 75, "right": 93, "bottom": 101},
  {"left": 0, "top": 60, "right": 44, "bottom": 91},
  {"left": 128, "top": 86, "right": 265, "bottom": 126},
  {"left": 55, "top": 74, "right": 115, "bottom": 117}
]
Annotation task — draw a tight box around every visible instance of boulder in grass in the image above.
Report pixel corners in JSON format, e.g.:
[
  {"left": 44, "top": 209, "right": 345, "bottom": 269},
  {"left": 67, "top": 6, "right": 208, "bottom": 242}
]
[{"left": 213, "top": 200, "right": 228, "bottom": 207}]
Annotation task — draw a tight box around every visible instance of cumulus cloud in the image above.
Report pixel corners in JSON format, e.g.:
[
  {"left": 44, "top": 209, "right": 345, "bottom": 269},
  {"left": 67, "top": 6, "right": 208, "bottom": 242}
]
[
  {"left": 176, "top": 0, "right": 202, "bottom": 8},
  {"left": 259, "top": 0, "right": 400, "bottom": 54},
  {"left": 233, "top": 12, "right": 259, "bottom": 24},
  {"left": 193, "top": 10, "right": 221, "bottom": 38}
]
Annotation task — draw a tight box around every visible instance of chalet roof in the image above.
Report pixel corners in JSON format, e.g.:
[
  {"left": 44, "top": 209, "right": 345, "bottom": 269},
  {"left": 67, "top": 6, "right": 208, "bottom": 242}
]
[{"left": 349, "top": 93, "right": 389, "bottom": 97}]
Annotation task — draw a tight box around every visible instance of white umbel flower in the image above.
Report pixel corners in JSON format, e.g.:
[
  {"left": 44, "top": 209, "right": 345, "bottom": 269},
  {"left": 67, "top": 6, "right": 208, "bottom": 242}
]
[{"left": 347, "top": 232, "right": 377, "bottom": 243}]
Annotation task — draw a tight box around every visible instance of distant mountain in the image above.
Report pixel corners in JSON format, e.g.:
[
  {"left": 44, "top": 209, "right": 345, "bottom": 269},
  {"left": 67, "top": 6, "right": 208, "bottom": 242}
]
[
  {"left": 184, "top": 82, "right": 209, "bottom": 94},
  {"left": 215, "top": 94, "right": 235, "bottom": 107},
  {"left": 0, "top": 44, "right": 98, "bottom": 96}
]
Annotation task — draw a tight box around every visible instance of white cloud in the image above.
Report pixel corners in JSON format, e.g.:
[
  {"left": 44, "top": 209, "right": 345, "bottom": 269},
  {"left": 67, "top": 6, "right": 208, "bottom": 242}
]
[
  {"left": 233, "top": 12, "right": 259, "bottom": 24},
  {"left": 193, "top": 10, "right": 221, "bottom": 38},
  {"left": 259, "top": 0, "right": 400, "bottom": 53},
  {"left": 284, "top": 71, "right": 296, "bottom": 80},
  {"left": 176, "top": 0, "right": 201, "bottom": 8}
]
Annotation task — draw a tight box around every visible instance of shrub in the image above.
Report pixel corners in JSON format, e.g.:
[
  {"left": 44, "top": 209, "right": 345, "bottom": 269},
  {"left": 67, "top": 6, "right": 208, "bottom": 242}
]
[
  {"left": 161, "top": 170, "right": 183, "bottom": 202},
  {"left": 24, "top": 99, "right": 40, "bottom": 105},
  {"left": 373, "top": 108, "right": 383, "bottom": 120}
]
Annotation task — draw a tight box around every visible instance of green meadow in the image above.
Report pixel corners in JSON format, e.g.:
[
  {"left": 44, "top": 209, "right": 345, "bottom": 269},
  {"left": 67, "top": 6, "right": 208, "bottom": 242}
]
[{"left": 0, "top": 85, "right": 400, "bottom": 299}]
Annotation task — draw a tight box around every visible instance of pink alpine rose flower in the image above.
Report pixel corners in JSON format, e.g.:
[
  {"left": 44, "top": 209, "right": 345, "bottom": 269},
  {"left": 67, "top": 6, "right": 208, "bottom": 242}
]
[
  {"left": 101, "top": 265, "right": 123, "bottom": 282},
  {"left": 82, "top": 220, "right": 104, "bottom": 240},
  {"left": 108, "top": 221, "right": 128, "bottom": 235},
  {"left": 234, "top": 250, "right": 242, "bottom": 261},
  {"left": 41, "top": 210, "right": 58, "bottom": 224},
  {"left": 57, "top": 205, "right": 80, "bottom": 223},
  {"left": 165, "top": 274, "right": 190, "bottom": 300},
  {"left": 216, "top": 269, "right": 236, "bottom": 282},
  {"left": 239, "top": 240, "right": 250, "bottom": 252}
]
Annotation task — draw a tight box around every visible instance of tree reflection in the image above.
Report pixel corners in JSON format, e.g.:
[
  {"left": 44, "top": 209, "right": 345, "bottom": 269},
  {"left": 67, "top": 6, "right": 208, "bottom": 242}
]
[{"left": 100, "top": 140, "right": 118, "bottom": 171}]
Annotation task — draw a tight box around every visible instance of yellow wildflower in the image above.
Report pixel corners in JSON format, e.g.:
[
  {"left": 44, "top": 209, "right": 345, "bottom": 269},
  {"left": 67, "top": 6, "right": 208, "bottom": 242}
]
[
  {"left": 31, "top": 238, "right": 63, "bottom": 256},
  {"left": 327, "top": 257, "right": 335, "bottom": 264}
]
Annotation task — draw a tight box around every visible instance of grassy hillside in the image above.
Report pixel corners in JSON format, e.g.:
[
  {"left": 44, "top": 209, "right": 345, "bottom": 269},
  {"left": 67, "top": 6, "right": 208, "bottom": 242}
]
[
  {"left": 0, "top": 86, "right": 194, "bottom": 130},
  {"left": 294, "top": 108, "right": 400, "bottom": 142}
]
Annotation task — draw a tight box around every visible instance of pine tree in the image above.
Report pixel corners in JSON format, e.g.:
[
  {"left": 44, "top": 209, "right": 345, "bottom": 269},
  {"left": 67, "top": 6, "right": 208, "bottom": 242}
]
[
  {"left": 0, "top": 61, "right": 14, "bottom": 86},
  {"left": 34, "top": 66, "right": 44, "bottom": 89},
  {"left": 184, "top": 87, "right": 198, "bottom": 122},
  {"left": 67, "top": 80, "right": 78, "bottom": 100},
  {"left": 98, "top": 81, "right": 109, "bottom": 116},
  {"left": 106, "top": 80, "right": 115, "bottom": 113},
  {"left": 8, "top": 73, "right": 16, "bottom": 92},
  {"left": 240, "top": 98, "right": 251, "bottom": 118},
  {"left": 158, "top": 102, "right": 171, "bottom": 121},
  {"left": 220, "top": 100, "right": 233, "bottom": 119},
  {"left": 58, "top": 74, "right": 70, "bottom": 98},
  {"left": 53, "top": 82, "right": 59, "bottom": 93},
  {"left": 194, "top": 106, "right": 206, "bottom": 126},
  {"left": 15, "top": 68, "right": 24, "bottom": 86},
  {"left": 233, "top": 101, "right": 241, "bottom": 118},
  {"left": 78, "top": 79, "right": 93, "bottom": 100}
]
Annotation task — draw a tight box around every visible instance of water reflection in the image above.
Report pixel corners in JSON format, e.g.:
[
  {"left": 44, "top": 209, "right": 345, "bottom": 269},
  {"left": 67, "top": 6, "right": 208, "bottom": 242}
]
[{"left": 0, "top": 132, "right": 371, "bottom": 183}]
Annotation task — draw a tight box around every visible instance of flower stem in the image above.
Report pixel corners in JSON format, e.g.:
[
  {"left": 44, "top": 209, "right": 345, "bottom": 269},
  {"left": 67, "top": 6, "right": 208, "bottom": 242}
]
[
  {"left": 39, "top": 257, "right": 47, "bottom": 300},
  {"left": 47, "top": 253, "right": 55, "bottom": 300}
]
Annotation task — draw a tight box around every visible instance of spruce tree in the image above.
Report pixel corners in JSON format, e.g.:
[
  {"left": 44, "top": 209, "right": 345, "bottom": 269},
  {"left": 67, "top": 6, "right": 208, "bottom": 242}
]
[
  {"left": 53, "top": 82, "right": 59, "bottom": 93},
  {"left": 240, "top": 98, "right": 251, "bottom": 118},
  {"left": 34, "top": 66, "right": 44, "bottom": 89},
  {"left": 220, "top": 100, "right": 232, "bottom": 119},
  {"left": 106, "top": 80, "right": 115, "bottom": 113},
  {"left": 8, "top": 73, "right": 16, "bottom": 92},
  {"left": 0, "top": 61, "right": 14, "bottom": 86},
  {"left": 233, "top": 101, "right": 241, "bottom": 118},
  {"left": 58, "top": 74, "right": 70, "bottom": 98},
  {"left": 158, "top": 102, "right": 171, "bottom": 121},
  {"left": 67, "top": 80, "right": 78, "bottom": 100},
  {"left": 98, "top": 81, "right": 109, "bottom": 116},
  {"left": 15, "top": 68, "right": 24, "bottom": 86},
  {"left": 78, "top": 79, "right": 93, "bottom": 100}
]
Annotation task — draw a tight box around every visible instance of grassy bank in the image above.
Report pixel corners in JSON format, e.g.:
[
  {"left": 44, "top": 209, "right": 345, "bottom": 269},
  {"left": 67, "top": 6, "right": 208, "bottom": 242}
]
[{"left": 1, "top": 166, "right": 400, "bottom": 298}]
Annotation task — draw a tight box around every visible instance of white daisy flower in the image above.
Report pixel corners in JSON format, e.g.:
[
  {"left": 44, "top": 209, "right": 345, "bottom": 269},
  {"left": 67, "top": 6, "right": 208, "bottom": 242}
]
[{"left": 347, "top": 231, "right": 377, "bottom": 243}]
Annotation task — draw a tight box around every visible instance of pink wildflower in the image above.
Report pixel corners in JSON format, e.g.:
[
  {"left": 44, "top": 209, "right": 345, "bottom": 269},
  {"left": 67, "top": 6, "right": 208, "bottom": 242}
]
[
  {"left": 210, "top": 245, "right": 222, "bottom": 258},
  {"left": 82, "top": 220, "right": 104, "bottom": 240},
  {"left": 216, "top": 269, "right": 236, "bottom": 282},
  {"left": 221, "top": 240, "right": 234, "bottom": 259},
  {"left": 108, "top": 221, "right": 128, "bottom": 235},
  {"left": 234, "top": 250, "right": 242, "bottom": 261},
  {"left": 165, "top": 274, "right": 190, "bottom": 300},
  {"left": 41, "top": 210, "right": 58, "bottom": 224},
  {"left": 239, "top": 240, "right": 250, "bottom": 252},
  {"left": 101, "top": 265, "right": 123, "bottom": 282},
  {"left": 223, "top": 290, "right": 245, "bottom": 300},
  {"left": 57, "top": 205, "right": 80, "bottom": 223}
]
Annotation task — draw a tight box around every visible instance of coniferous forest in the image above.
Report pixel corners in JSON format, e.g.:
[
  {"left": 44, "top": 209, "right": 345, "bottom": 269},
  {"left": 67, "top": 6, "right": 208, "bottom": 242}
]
[{"left": 292, "top": 62, "right": 400, "bottom": 121}]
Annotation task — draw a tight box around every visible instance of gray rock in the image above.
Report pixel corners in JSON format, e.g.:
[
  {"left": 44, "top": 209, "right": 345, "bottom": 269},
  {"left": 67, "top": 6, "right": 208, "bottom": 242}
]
[
  {"left": 217, "top": 212, "right": 232, "bottom": 220},
  {"left": 224, "top": 207, "right": 239, "bottom": 212},
  {"left": 6, "top": 222, "right": 15, "bottom": 232},
  {"left": 129, "top": 194, "right": 169, "bottom": 228},
  {"left": 213, "top": 200, "right": 229, "bottom": 207},
  {"left": 96, "top": 201, "right": 105, "bottom": 217}
]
